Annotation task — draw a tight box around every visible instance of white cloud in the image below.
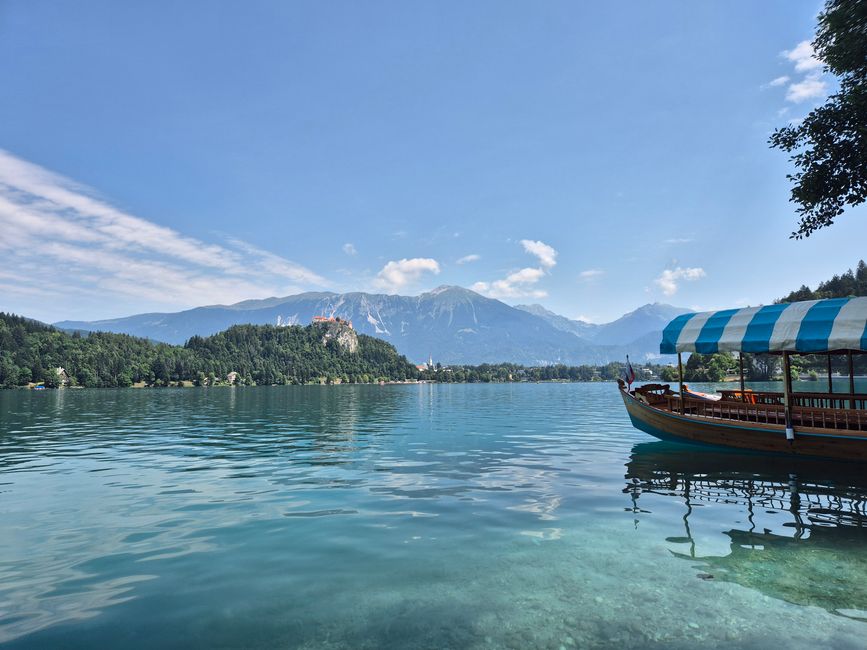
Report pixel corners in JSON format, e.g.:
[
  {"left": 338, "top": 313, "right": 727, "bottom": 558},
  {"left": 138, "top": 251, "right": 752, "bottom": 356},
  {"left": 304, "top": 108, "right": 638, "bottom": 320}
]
[
  {"left": 578, "top": 269, "right": 604, "bottom": 281},
  {"left": 786, "top": 74, "right": 827, "bottom": 103},
  {"left": 505, "top": 267, "right": 545, "bottom": 284},
  {"left": 373, "top": 258, "right": 440, "bottom": 292},
  {"left": 664, "top": 237, "right": 694, "bottom": 245},
  {"left": 456, "top": 254, "right": 481, "bottom": 265},
  {"left": 654, "top": 267, "right": 706, "bottom": 296},
  {"left": 0, "top": 149, "right": 328, "bottom": 319},
  {"left": 473, "top": 239, "right": 558, "bottom": 299},
  {"left": 784, "top": 41, "right": 823, "bottom": 73},
  {"left": 472, "top": 267, "right": 547, "bottom": 299},
  {"left": 520, "top": 239, "right": 557, "bottom": 268},
  {"left": 342, "top": 243, "right": 357, "bottom": 256},
  {"left": 226, "top": 238, "right": 327, "bottom": 285},
  {"left": 768, "top": 75, "right": 790, "bottom": 87},
  {"left": 775, "top": 41, "right": 827, "bottom": 105}
]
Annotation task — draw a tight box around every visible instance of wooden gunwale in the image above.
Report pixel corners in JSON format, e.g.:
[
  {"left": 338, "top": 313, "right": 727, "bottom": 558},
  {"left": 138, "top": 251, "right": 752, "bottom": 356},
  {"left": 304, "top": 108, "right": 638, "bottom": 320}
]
[
  {"left": 660, "top": 395, "right": 867, "bottom": 435},
  {"left": 663, "top": 398, "right": 867, "bottom": 438},
  {"left": 717, "top": 389, "right": 867, "bottom": 410},
  {"left": 620, "top": 384, "right": 867, "bottom": 460}
]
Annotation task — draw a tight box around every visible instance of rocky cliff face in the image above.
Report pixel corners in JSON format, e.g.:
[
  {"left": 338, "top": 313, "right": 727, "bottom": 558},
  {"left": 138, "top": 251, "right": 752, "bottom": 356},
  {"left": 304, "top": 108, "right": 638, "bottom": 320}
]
[{"left": 316, "top": 320, "right": 358, "bottom": 353}]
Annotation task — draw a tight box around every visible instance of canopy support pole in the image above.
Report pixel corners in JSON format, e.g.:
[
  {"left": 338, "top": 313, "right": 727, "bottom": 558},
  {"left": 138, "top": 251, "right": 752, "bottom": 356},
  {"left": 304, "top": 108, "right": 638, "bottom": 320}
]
[
  {"left": 739, "top": 353, "right": 745, "bottom": 401},
  {"left": 677, "top": 352, "right": 685, "bottom": 415},
  {"left": 848, "top": 351, "right": 855, "bottom": 409},
  {"left": 827, "top": 354, "right": 834, "bottom": 395},
  {"left": 783, "top": 352, "right": 794, "bottom": 442}
]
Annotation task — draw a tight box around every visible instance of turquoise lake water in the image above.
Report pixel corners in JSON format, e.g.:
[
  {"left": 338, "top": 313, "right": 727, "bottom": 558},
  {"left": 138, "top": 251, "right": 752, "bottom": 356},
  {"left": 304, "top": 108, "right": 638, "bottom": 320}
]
[{"left": 2, "top": 382, "right": 867, "bottom": 649}]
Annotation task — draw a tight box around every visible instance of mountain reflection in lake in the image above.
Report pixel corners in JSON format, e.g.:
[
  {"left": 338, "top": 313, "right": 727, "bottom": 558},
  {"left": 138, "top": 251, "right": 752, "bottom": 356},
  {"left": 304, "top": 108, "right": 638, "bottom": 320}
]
[{"left": 625, "top": 442, "right": 867, "bottom": 621}]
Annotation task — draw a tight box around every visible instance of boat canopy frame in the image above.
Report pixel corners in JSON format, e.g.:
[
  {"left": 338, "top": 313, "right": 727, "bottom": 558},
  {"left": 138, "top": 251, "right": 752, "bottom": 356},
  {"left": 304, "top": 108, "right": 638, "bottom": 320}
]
[
  {"left": 660, "top": 297, "right": 867, "bottom": 356},
  {"left": 658, "top": 297, "right": 867, "bottom": 434}
]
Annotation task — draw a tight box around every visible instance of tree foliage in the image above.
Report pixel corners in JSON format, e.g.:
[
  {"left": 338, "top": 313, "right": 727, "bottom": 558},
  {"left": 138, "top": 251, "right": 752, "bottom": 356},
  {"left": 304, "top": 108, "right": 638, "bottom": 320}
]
[
  {"left": 769, "top": 0, "right": 867, "bottom": 238},
  {"left": 0, "top": 312, "right": 673, "bottom": 388},
  {"left": 416, "top": 362, "right": 628, "bottom": 383},
  {"left": 777, "top": 259, "right": 867, "bottom": 302},
  {"left": 0, "top": 314, "right": 417, "bottom": 388},
  {"left": 682, "top": 353, "right": 734, "bottom": 382}
]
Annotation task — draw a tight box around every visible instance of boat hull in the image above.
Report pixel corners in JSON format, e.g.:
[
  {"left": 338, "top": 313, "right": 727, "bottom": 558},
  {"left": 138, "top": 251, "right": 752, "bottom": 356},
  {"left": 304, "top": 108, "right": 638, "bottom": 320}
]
[{"left": 620, "top": 387, "right": 867, "bottom": 461}]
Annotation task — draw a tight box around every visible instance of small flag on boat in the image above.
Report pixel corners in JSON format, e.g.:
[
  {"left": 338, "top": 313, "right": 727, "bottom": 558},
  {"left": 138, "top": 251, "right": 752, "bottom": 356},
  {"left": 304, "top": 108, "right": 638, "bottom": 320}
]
[{"left": 624, "top": 356, "right": 636, "bottom": 386}]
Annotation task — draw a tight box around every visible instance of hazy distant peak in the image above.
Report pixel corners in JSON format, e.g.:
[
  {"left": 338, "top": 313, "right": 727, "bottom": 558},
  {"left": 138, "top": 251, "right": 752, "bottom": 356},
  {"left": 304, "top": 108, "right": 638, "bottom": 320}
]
[
  {"left": 224, "top": 292, "right": 339, "bottom": 311},
  {"left": 425, "top": 285, "right": 477, "bottom": 296},
  {"left": 623, "top": 302, "right": 688, "bottom": 317},
  {"left": 514, "top": 303, "right": 557, "bottom": 317}
]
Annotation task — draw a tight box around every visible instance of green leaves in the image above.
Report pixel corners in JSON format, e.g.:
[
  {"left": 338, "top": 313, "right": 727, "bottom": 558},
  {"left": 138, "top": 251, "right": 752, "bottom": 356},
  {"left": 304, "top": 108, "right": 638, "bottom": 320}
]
[
  {"left": 770, "top": 0, "right": 867, "bottom": 238},
  {"left": 0, "top": 314, "right": 418, "bottom": 388}
]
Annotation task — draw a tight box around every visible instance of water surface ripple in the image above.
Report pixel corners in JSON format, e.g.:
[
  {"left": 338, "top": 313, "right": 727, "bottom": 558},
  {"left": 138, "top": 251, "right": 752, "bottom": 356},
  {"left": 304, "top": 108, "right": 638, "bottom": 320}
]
[{"left": 2, "top": 383, "right": 867, "bottom": 649}]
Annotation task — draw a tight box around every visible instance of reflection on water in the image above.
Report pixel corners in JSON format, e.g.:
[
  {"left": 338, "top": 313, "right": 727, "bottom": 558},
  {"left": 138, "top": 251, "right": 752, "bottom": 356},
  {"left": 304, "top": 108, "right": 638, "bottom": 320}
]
[
  {"left": 2, "top": 384, "right": 867, "bottom": 649},
  {"left": 625, "top": 442, "right": 867, "bottom": 620}
]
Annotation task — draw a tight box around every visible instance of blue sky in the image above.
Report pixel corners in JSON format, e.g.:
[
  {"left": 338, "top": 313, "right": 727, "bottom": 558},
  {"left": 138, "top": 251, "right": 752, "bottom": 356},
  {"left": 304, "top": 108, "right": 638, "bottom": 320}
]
[{"left": 1, "top": 1, "right": 865, "bottom": 324}]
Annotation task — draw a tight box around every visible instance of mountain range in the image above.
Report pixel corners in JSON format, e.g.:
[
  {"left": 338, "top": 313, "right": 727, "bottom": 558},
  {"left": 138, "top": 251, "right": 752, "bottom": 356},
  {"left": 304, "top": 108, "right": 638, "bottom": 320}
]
[{"left": 55, "top": 286, "right": 689, "bottom": 365}]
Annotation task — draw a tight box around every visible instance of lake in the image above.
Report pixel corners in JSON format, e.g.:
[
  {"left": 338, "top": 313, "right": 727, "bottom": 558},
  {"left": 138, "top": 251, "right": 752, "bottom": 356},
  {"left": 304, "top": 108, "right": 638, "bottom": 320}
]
[{"left": 2, "top": 382, "right": 867, "bottom": 649}]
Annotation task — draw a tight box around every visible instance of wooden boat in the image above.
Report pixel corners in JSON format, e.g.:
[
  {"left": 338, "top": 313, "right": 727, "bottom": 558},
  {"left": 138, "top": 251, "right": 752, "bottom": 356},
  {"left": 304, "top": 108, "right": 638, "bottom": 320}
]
[{"left": 619, "top": 297, "right": 867, "bottom": 461}]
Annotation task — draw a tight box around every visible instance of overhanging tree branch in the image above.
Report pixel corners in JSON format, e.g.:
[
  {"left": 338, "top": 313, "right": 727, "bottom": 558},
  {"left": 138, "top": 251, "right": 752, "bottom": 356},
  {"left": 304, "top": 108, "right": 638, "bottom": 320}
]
[{"left": 769, "top": 0, "right": 867, "bottom": 238}]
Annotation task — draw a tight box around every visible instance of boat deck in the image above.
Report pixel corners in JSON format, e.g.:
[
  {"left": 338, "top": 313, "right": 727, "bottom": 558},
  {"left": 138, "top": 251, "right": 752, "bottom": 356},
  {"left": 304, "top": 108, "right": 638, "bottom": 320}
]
[{"left": 634, "top": 385, "right": 867, "bottom": 434}]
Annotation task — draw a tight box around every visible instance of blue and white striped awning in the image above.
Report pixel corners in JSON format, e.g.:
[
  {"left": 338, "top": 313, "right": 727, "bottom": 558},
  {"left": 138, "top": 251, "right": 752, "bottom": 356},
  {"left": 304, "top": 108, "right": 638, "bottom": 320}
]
[{"left": 660, "top": 297, "right": 867, "bottom": 355}]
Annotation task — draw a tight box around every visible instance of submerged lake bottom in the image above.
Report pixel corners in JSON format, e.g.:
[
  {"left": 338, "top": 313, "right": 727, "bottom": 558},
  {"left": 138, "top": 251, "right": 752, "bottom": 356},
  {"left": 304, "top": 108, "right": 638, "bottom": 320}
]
[{"left": 2, "top": 382, "right": 867, "bottom": 649}]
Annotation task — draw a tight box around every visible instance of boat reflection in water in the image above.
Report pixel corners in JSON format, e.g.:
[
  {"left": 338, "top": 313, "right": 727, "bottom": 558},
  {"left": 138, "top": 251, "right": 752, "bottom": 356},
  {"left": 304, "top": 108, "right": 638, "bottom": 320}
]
[{"left": 624, "top": 441, "right": 867, "bottom": 621}]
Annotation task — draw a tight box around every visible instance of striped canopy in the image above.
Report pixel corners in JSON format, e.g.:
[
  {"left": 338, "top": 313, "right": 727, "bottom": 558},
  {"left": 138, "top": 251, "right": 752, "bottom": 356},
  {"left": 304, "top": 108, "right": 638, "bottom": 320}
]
[{"left": 660, "top": 297, "right": 867, "bottom": 355}]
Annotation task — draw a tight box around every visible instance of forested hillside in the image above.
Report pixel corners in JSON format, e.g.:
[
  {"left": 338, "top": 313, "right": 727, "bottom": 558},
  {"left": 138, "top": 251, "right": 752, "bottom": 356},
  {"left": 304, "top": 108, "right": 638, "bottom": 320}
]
[
  {"left": 0, "top": 313, "right": 417, "bottom": 388},
  {"left": 185, "top": 324, "right": 417, "bottom": 385},
  {"left": 778, "top": 260, "right": 867, "bottom": 302}
]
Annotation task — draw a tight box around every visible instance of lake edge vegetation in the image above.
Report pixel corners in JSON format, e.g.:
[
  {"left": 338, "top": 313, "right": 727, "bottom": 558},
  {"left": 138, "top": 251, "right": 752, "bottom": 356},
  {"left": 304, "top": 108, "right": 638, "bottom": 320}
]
[{"left": 0, "top": 313, "right": 662, "bottom": 389}]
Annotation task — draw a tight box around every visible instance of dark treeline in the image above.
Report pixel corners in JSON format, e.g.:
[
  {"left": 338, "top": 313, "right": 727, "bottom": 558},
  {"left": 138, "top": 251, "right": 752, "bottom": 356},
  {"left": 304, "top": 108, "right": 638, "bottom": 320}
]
[
  {"left": 659, "top": 352, "right": 784, "bottom": 383},
  {"left": 0, "top": 313, "right": 417, "bottom": 388},
  {"left": 660, "top": 351, "right": 867, "bottom": 384},
  {"left": 185, "top": 324, "right": 417, "bottom": 386},
  {"left": 777, "top": 259, "right": 867, "bottom": 303},
  {"left": 0, "top": 312, "right": 665, "bottom": 389},
  {"left": 660, "top": 352, "right": 794, "bottom": 383},
  {"left": 417, "top": 362, "right": 640, "bottom": 383}
]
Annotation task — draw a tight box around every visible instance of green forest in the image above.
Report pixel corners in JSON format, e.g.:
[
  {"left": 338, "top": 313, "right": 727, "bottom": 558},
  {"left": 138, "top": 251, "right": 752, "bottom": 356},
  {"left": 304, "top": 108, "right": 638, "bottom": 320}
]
[
  {"left": 416, "top": 361, "right": 635, "bottom": 384},
  {"left": 778, "top": 260, "right": 867, "bottom": 303},
  {"left": 0, "top": 314, "right": 419, "bottom": 388},
  {"left": 0, "top": 313, "right": 661, "bottom": 389}
]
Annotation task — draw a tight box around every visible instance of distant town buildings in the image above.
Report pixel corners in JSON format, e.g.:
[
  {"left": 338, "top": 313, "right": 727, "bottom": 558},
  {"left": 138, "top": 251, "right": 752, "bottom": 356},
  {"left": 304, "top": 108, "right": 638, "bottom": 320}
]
[{"left": 416, "top": 354, "right": 437, "bottom": 372}]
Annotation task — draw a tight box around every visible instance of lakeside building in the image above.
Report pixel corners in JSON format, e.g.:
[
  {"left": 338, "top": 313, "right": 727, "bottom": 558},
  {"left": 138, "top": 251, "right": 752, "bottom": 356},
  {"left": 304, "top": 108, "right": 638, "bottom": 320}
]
[{"left": 312, "top": 316, "right": 353, "bottom": 329}]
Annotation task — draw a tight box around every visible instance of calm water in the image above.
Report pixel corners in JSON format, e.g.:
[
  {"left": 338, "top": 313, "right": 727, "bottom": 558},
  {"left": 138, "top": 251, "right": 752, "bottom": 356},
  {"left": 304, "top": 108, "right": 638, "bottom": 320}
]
[{"left": 2, "top": 382, "right": 867, "bottom": 649}]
